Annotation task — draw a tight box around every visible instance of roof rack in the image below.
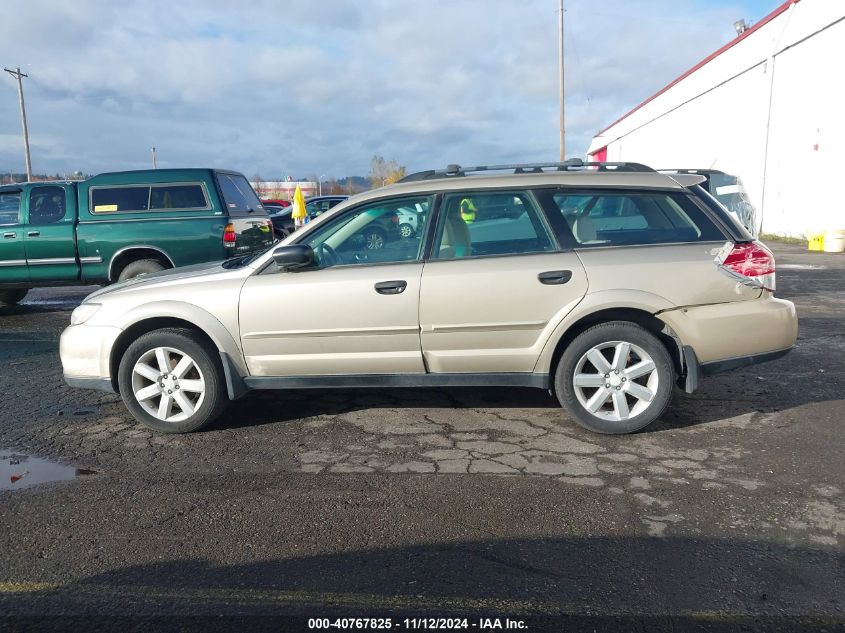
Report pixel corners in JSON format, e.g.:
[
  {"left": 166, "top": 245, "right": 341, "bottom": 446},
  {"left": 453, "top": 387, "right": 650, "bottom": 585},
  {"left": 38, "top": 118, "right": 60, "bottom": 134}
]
[{"left": 399, "top": 158, "right": 654, "bottom": 182}]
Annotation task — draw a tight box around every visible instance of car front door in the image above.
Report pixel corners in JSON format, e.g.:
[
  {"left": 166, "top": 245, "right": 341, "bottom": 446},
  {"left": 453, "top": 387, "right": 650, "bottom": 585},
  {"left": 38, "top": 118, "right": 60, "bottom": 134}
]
[
  {"left": 0, "top": 189, "right": 29, "bottom": 285},
  {"left": 419, "top": 189, "right": 588, "bottom": 374},
  {"left": 24, "top": 184, "right": 79, "bottom": 283},
  {"left": 238, "top": 195, "right": 434, "bottom": 376}
]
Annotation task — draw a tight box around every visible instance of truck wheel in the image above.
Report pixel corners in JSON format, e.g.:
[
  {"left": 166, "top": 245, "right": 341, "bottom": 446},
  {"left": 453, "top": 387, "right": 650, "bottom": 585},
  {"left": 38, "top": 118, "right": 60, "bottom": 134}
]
[
  {"left": 117, "top": 328, "right": 227, "bottom": 433},
  {"left": 0, "top": 289, "right": 29, "bottom": 306},
  {"left": 117, "top": 259, "right": 165, "bottom": 282},
  {"left": 554, "top": 321, "right": 675, "bottom": 434}
]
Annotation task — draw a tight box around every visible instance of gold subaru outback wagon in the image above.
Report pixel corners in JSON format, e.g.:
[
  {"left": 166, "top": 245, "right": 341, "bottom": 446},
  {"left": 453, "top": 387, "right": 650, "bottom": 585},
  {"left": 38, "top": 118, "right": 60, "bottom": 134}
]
[{"left": 60, "top": 161, "right": 797, "bottom": 434}]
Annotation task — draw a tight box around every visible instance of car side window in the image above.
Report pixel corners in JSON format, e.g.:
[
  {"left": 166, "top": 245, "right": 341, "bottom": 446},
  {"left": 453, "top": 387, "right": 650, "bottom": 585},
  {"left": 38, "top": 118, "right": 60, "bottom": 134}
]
[
  {"left": 432, "top": 191, "right": 554, "bottom": 260},
  {"left": 28, "top": 186, "right": 67, "bottom": 225},
  {"left": 303, "top": 196, "right": 433, "bottom": 269},
  {"left": 0, "top": 191, "right": 22, "bottom": 225},
  {"left": 551, "top": 190, "right": 724, "bottom": 247}
]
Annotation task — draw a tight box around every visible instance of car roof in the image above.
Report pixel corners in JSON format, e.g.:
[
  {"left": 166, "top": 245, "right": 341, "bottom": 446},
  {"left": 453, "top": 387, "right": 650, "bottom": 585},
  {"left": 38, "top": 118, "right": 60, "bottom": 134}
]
[{"left": 346, "top": 170, "right": 688, "bottom": 207}]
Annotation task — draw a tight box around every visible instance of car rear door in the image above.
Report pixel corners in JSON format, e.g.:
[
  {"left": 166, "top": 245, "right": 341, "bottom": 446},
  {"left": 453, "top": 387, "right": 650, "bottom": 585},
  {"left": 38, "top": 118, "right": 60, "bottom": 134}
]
[
  {"left": 419, "top": 189, "right": 588, "bottom": 374},
  {"left": 24, "top": 184, "right": 79, "bottom": 283},
  {"left": 0, "top": 189, "right": 29, "bottom": 285}
]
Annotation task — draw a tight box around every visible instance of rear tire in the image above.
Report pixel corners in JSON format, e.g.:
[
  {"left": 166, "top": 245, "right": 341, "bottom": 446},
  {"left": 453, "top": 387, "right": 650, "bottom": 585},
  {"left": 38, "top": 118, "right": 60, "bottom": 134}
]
[
  {"left": 555, "top": 321, "right": 674, "bottom": 434},
  {"left": 118, "top": 328, "right": 227, "bottom": 433},
  {"left": 117, "top": 259, "right": 165, "bottom": 282},
  {"left": 399, "top": 223, "right": 414, "bottom": 239},
  {"left": 0, "top": 288, "right": 29, "bottom": 306}
]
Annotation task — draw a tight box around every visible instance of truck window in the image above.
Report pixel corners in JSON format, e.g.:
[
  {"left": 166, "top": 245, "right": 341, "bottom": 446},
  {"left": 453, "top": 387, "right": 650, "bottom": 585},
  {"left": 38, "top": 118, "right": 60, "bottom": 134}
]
[
  {"left": 29, "top": 186, "right": 66, "bottom": 225},
  {"left": 149, "top": 184, "right": 209, "bottom": 210},
  {"left": 0, "top": 191, "right": 21, "bottom": 225},
  {"left": 216, "top": 173, "right": 265, "bottom": 216},
  {"left": 91, "top": 187, "right": 150, "bottom": 213}
]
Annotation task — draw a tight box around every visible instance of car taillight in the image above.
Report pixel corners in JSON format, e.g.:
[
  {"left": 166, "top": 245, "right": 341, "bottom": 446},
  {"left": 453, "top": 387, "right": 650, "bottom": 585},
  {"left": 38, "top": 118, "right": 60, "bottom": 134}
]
[
  {"left": 716, "top": 241, "right": 776, "bottom": 291},
  {"left": 391, "top": 213, "right": 399, "bottom": 225},
  {"left": 223, "top": 223, "right": 236, "bottom": 246}
]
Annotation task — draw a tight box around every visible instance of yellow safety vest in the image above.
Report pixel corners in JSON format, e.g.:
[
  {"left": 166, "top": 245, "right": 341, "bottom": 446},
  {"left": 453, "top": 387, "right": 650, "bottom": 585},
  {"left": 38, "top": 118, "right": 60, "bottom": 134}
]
[{"left": 460, "top": 198, "right": 477, "bottom": 224}]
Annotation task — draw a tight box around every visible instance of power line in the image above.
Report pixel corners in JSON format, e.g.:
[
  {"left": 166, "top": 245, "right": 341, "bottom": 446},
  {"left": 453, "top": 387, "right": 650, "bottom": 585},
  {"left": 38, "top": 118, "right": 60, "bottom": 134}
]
[{"left": 4, "top": 67, "right": 33, "bottom": 182}]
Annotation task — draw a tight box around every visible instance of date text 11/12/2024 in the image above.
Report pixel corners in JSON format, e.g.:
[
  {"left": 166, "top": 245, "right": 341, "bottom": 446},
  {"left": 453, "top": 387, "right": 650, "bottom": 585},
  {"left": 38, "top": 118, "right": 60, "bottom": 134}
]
[{"left": 307, "top": 617, "right": 528, "bottom": 630}]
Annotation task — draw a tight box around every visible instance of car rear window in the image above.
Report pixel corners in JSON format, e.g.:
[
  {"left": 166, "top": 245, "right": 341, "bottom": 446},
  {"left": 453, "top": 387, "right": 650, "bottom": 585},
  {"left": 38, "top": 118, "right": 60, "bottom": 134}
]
[
  {"left": 215, "top": 173, "right": 267, "bottom": 217},
  {"left": 690, "top": 184, "right": 754, "bottom": 241},
  {"left": 548, "top": 189, "right": 724, "bottom": 247}
]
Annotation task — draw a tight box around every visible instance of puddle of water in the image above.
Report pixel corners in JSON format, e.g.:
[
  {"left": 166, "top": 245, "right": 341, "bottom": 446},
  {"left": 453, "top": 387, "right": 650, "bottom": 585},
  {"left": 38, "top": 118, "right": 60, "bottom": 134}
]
[{"left": 1, "top": 450, "right": 78, "bottom": 491}]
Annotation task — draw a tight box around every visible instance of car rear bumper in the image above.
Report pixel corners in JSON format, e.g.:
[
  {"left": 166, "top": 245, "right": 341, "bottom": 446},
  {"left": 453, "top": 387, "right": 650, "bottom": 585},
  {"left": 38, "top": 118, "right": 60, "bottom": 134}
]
[{"left": 658, "top": 296, "right": 797, "bottom": 364}]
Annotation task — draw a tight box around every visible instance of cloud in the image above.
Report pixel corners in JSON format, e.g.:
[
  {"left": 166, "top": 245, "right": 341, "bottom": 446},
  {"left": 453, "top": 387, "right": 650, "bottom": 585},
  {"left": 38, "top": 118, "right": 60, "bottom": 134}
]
[{"left": 0, "top": 0, "right": 755, "bottom": 177}]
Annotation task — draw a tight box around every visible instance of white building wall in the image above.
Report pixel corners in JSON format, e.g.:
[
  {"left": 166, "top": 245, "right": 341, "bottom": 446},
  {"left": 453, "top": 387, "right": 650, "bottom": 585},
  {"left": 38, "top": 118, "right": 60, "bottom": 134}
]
[{"left": 588, "top": 0, "right": 845, "bottom": 237}]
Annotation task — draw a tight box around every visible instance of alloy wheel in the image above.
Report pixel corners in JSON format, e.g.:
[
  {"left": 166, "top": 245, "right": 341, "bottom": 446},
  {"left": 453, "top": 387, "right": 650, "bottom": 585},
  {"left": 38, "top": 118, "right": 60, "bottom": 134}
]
[
  {"left": 131, "top": 346, "right": 206, "bottom": 423},
  {"left": 572, "top": 340, "right": 658, "bottom": 422}
]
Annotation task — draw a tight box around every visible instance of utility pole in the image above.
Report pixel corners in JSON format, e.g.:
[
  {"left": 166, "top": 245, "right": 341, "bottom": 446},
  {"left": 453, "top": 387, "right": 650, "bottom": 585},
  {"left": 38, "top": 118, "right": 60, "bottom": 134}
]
[
  {"left": 4, "top": 67, "right": 33, "bottom": 181},
  {"left": 151, "top": 146, "right": 157, "bottom": 168},
  {"left": 558, "top": 0, "right": 565, "bottom": 162}
]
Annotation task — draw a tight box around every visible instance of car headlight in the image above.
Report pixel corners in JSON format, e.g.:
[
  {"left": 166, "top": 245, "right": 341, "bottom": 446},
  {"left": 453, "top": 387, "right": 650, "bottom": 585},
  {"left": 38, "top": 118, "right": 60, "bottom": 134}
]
[{"left": 70, "top": 303, "right": 101, "bottom": 325}]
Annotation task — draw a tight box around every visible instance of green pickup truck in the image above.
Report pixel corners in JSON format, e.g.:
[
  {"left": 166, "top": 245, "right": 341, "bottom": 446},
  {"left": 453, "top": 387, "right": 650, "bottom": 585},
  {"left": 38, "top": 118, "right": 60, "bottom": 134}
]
[{"left": 0, "top": 168, "right": 273, "bottom": 306}]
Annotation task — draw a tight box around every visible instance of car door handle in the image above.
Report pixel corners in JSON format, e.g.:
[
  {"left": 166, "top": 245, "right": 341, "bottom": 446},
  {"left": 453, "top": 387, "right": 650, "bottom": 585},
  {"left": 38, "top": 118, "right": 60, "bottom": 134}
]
[
  {"left": 538, "top": 270, "right": 572, "bottom": 285},
  {"left": 3, "top": 232, "right": 16, "bottom": 239},
  {"left": 27, "top": 231, "right": 40, "bottom": 237},
  {"left": 374, "top": 280, "right": 407, "bottom": 295}
]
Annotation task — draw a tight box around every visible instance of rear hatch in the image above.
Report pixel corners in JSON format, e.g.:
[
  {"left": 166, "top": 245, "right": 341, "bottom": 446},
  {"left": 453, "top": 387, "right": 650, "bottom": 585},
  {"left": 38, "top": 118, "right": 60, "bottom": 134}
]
[{"left": 214, "top": 172, "right": 274, "bottom": 255}]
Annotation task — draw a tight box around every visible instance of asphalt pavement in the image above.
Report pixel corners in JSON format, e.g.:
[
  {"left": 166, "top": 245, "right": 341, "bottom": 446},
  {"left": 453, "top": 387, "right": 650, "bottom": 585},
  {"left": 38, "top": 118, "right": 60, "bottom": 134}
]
[{"left": 0, "top": 243, "right": 843, "bottom": 631}]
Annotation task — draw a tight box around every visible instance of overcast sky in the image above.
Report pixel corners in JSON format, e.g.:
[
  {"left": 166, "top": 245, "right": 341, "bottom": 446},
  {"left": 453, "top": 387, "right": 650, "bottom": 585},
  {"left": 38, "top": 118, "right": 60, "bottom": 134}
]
[{"left": 1, "top": 0, "right": 777, "bottom": 179}]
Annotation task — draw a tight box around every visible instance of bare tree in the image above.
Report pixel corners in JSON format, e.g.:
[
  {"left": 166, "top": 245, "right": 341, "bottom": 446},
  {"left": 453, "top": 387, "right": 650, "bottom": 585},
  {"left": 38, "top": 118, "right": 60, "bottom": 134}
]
[{"left": 368, "top": 155, "right": 406, "bottom": 188}]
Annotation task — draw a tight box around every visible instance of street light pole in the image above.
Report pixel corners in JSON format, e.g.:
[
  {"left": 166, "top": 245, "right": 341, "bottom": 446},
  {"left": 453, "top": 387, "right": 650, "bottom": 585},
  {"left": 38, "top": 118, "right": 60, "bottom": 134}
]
[
  {"left": 151, "top": 146, "right": 157, "bottom": 169},
  {"left": 4, "top": 67, "right": 33, "bottom": 181},
  {"left": 319, "top": 173, "right": 326, "bottom": 196},
  {"left": 558, "top": 0, "right": 565, "bottom": 162}
]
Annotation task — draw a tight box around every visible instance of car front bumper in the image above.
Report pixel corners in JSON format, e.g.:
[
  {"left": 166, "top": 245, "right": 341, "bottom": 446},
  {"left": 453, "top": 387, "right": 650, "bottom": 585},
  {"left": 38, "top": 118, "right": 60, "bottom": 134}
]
[{"left": 60, "top": 323, "right": 122, "bottom": 392}]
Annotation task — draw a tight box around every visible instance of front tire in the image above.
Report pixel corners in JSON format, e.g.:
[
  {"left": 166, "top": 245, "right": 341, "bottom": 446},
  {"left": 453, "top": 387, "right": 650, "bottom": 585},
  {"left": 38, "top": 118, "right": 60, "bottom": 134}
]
[
  {"left": 0, "top": 288, "right": 29, "bottom": 307},
  {"left": 118, "top": 328, "right": 227, "bottom": 433},
  {"left": 398, "top": 223, "right": 414, "bottom": 239},
  {"left": 555, "top": 321, "right": 674, "bottom": 434}
]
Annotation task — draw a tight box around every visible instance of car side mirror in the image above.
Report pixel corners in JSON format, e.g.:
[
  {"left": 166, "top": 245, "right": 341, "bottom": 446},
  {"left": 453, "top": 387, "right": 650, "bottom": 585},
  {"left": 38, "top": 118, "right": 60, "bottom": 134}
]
[{"left": 272, "top": 244, "right": 313, "bottom": 270}]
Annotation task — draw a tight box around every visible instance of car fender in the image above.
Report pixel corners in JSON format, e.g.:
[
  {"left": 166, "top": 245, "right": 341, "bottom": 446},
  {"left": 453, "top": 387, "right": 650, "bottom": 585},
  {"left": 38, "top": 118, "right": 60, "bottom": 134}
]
[
  {"left": 533, "top": 289, "right": 675, "bottom": 374},
  {"left": 114, "top": 300, "right": 249, "bottom": 380}
]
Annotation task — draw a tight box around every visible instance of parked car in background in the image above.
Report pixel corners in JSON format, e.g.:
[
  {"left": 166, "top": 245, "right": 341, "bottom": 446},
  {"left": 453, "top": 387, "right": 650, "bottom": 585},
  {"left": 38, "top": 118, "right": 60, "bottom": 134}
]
[
  {"left": 395, "top": 202, "right": 426, "bottom": 238},
  {"left": 267, "top": 196, "right": 349, "bottom": 239},
  {"left": 305, "top": 195, "right": 348, "bottom": 218},
  {"left": 0, "top": 169, "right": 273, "bottom": 307},
  {"left": 60, "top": 160, "right": 796, "bottom": 435},
  {"left": 267, "top": 205, "right": 295, "bottom": 239},
  {"left": 262, "top": 198, "right": 291, "bottom": 207}
]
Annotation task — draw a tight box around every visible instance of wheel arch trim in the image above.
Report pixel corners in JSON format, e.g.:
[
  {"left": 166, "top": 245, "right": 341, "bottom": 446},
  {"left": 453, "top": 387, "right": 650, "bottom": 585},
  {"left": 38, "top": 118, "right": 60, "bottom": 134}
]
[{"left": 108, "top": 245, "right": 175, "bottom": 282}]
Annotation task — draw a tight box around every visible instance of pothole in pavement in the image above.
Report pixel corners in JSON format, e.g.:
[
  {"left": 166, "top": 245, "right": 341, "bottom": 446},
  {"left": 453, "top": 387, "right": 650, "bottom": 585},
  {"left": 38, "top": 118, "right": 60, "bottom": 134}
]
[{"left": 1, "top": 449, "right": 96, "bottom": 492}]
